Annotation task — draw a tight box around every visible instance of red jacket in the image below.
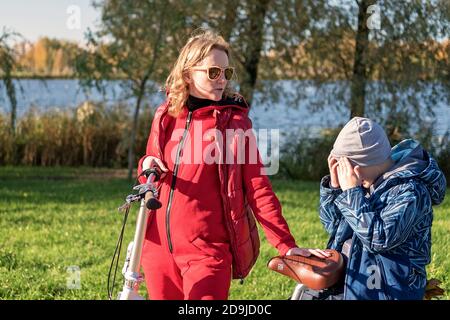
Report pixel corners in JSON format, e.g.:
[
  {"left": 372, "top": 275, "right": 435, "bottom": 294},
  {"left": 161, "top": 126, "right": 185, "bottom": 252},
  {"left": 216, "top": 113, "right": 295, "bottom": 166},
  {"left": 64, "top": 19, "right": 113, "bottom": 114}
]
[{"left": 137, "top": 95, "right": 297, "bottom": 279}]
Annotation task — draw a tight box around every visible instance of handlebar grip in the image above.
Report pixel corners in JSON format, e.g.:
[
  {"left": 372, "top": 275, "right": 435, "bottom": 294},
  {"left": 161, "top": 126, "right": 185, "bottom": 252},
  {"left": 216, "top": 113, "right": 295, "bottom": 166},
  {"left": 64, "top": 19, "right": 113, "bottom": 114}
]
[
  {"left": 142, "top": 168, "right": 162, "bottom": 210},
  {"left": 144, "top": 188, "right": 162, "bottom": 210},
  {"left": 142, "top": 167, "right": 162, "bottom": 182},
  {"left": 146, "top": 197, "right": 162, "bottom": 210}
]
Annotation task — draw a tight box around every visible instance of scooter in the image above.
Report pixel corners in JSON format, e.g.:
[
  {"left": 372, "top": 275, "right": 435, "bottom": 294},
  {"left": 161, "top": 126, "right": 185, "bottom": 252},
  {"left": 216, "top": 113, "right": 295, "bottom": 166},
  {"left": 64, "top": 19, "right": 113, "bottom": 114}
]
[{"left": 107, "top": 168, "right": 162, "bottom": 300}]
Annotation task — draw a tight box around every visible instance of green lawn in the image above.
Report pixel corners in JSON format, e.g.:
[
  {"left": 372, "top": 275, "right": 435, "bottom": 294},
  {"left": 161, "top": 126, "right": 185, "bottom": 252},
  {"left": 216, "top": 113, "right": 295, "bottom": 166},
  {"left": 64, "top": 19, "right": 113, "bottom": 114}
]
[{"left": 0, "top": 166, "right": 449, "bottom": 300}]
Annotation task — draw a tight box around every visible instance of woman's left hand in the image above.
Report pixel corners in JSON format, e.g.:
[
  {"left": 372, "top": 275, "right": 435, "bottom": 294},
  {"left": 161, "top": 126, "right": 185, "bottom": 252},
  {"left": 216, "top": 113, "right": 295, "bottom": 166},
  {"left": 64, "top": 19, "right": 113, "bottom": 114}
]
[{"left": 286, "top": 247, "right": 331, "bottom": 259}]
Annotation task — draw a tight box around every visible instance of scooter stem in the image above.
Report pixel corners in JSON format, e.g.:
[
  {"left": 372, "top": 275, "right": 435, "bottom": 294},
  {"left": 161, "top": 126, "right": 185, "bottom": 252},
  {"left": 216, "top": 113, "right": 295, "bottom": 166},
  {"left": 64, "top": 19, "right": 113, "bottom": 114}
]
[
  {"left": 117, "top": 170, "right": 160, "bottom": 300},
  {"left": 118, "top": 198, "right": 148, "bottom": 300}
]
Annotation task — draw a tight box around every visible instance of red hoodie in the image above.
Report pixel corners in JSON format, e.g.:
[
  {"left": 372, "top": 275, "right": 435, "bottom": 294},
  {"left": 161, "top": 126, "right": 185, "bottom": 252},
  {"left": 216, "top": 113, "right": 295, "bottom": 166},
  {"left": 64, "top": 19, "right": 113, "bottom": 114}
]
[{"left": 137, "top": 95, "right": 297, "bottom": 279}]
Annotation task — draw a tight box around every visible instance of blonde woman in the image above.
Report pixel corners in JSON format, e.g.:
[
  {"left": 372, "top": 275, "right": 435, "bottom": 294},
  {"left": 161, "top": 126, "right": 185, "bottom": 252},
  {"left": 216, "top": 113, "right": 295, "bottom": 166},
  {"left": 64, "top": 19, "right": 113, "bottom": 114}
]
[{"left": 137, "top": 30, "right": 329, "bottom": 300}]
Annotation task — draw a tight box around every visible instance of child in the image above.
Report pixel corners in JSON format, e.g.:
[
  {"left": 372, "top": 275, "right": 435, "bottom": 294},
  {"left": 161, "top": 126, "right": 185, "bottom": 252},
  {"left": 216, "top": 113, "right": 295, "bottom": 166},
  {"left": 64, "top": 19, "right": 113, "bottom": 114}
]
[
  {"left": 136, "top": 30, "right": 328, "bottom": 300},
  {"left": 319, "top": 117, "right": 446, "bottom": 300}
]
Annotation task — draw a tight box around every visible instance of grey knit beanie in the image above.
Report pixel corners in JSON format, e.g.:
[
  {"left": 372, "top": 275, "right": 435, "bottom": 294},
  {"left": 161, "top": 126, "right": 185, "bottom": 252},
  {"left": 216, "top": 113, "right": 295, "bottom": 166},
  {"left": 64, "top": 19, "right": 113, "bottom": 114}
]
[{"left": 330, "top": 117, "right": 391, "bottom": 166}]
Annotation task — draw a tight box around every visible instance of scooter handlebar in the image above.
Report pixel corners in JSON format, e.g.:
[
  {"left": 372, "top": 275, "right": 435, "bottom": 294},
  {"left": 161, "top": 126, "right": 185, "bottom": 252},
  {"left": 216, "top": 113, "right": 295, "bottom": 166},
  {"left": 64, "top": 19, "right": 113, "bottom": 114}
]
[
  {"left": 142, "top": 168, "right": 162, "bottom": 210},
  {"left": 142, "top": 167, "right": 162, "bottom": 182}
]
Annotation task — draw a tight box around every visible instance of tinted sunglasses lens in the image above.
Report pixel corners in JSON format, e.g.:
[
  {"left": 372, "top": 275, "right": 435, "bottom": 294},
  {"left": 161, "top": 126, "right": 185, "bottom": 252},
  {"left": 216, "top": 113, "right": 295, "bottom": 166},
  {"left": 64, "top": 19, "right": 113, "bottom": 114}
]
[
  {"left": 224, "top": 68, "right": 234, "bottom": 80},
  {"left": 208, "top": 67, "right": 221, "bottom": 80}
]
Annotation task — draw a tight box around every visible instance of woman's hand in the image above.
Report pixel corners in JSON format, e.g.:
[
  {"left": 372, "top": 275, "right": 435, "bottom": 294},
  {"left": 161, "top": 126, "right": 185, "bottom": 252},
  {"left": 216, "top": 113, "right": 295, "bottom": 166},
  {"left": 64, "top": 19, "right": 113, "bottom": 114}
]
[
  {"left": 336, "top": 157, "right": 361, "bottom": 191},
  {"left": 142, "top": 156, "right": 169, "bottom": 178},
  {"left": 286, "top": 247, "right": 331, "bottom": 259},
  {"left": 327, "top": 154, "right": 340, "bottom": 188}
]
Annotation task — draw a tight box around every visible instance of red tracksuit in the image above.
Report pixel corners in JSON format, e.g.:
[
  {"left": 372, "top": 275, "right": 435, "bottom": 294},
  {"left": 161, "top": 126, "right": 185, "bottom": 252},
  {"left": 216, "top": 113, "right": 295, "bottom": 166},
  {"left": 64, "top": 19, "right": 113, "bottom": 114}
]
[{"left": 137, "top": 95, "right": 297, "bottom": 300}]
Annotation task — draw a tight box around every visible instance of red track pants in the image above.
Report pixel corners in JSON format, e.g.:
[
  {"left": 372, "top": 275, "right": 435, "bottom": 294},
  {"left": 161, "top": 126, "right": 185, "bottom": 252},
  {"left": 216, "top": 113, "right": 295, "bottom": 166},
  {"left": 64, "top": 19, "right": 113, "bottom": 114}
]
[{"left": 140, "top": 218, "right": 233, "bottom": 300}]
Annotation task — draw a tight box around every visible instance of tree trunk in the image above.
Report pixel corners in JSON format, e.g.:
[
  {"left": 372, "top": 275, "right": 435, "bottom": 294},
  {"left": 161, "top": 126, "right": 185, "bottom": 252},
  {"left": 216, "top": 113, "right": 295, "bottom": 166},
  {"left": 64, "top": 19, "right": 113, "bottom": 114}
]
[
  {"left": 126, "top": 5, "right": 166, "bottom": 180},
  {"left": 222, "top": 0, "right": 239, "bottom": 42},
  {"left": 350, "top": 0, "right": 375, "bottom": 118},
  {"left": 127, "top": 83, "right": 146, "bottom": 181},
  {"left": 5, "top": 77, "right": 17, "bottom": 136},
  {"left": 240, "top": 0, "right": 270, "bottom": 106},
  {"left": 2, "top": 59, "right": 17, "bottom": 136}
]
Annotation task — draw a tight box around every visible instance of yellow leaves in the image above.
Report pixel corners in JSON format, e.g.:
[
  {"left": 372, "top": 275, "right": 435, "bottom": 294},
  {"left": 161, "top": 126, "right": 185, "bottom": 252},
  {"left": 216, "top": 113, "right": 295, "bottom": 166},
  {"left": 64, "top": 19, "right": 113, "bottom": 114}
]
[
  {"left": 15, "top": 37, "right": 80, "bottom": 76},
  {"left": 52, "top": 48, "right": 65, "bottom": 76},
  {"left": 33, "top": 39, "right": 49, "bottom": 74},
  {"left": 76, "top": 101, "right": 96, "bottom": 123}
]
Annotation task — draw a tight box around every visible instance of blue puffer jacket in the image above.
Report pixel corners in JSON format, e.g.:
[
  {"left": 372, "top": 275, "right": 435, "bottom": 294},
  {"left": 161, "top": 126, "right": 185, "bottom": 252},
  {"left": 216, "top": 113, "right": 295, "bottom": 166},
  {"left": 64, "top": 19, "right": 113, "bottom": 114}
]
[{"left": 319, "top": 139, "right": 446, "bottom": 300}]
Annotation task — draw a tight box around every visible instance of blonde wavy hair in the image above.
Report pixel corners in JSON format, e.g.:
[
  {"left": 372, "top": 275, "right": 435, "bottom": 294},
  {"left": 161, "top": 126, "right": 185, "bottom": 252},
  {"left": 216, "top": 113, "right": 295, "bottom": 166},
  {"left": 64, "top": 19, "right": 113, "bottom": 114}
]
[{"left": 165, "top": 29, "right": 235, "bottom": 117}]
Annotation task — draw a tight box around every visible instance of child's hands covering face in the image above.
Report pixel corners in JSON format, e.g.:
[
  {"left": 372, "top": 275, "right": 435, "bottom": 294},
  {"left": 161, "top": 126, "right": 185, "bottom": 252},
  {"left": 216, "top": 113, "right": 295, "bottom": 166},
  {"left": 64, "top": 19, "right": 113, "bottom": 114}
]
[
  {"left": 327, "top": 154, "right": 340, "bottom": 188},
  {"left": 337, "top": 157, "right": 362, "bottom": 191}
]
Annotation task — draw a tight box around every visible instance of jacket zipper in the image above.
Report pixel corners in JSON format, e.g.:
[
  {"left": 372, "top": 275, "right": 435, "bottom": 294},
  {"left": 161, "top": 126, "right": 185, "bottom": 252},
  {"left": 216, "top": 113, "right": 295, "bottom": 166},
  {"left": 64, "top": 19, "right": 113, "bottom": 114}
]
[{"left": 166, "top": 111, "right": 193, "bottom": 253}]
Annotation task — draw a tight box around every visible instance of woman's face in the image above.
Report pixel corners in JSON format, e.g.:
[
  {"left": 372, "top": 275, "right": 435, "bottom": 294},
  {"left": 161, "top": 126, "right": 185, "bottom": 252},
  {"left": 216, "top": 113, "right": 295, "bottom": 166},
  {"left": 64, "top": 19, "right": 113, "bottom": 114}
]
[{"left": 188, "top": 48, "right": 229, "bottom": 101}]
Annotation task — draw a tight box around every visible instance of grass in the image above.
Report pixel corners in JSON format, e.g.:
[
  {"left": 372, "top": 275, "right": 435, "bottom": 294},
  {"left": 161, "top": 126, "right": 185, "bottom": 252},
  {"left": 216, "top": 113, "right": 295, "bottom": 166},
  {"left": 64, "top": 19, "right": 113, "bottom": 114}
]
[{"left": 0, "top": 166, "right": 449, "bottom": 300}]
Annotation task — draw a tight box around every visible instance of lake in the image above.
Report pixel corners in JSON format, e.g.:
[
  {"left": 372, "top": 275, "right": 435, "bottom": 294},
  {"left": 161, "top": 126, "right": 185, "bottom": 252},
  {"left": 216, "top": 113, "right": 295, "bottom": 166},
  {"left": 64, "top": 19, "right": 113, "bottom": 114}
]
[{"left": 1, "top": 79, "right": 448, "bottom": 141}]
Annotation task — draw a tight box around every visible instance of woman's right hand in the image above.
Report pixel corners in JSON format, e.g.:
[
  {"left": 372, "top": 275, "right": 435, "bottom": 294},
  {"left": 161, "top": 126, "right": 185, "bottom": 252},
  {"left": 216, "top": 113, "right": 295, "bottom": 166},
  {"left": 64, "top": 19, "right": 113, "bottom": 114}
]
[
  {"left": 327, "top": 154, "right": 340, "bottom": 188},
  {"left": 142, "top": 156, "right": 169, "bottom": 177},
  {"left": 286, "top": 247, "right": 331, "bottom": 259}
]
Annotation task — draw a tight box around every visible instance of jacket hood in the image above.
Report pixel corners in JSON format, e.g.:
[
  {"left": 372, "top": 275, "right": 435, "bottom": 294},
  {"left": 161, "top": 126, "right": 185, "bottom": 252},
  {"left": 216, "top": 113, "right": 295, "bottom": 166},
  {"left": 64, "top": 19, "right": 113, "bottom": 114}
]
[{"left": 374, "top": 139, "right": 446, "bottom": 205}]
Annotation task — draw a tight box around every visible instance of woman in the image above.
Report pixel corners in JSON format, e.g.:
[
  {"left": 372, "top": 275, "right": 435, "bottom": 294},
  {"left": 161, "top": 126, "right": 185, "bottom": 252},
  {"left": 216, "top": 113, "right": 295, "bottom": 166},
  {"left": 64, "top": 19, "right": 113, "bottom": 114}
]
[{"left": 137, "top": 29, "right": 329, "bottom": 300}]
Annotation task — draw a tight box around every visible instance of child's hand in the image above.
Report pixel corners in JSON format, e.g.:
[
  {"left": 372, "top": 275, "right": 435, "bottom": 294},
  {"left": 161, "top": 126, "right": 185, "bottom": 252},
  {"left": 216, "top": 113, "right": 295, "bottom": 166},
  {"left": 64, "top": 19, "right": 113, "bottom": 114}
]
[
  {"left": 337, "top": 157, "right": 361, "bottom": 191},
  {"left": 327, "top": 154, "right": 340, "bottom": 188}
]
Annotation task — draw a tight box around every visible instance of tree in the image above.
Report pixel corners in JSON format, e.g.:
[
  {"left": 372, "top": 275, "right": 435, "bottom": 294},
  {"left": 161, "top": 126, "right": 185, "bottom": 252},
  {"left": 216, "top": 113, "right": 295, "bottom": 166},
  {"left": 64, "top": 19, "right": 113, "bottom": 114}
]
[
  {"left": 52, "top": 48, "right": 64, "bottom": 76},
  {"left": 12, "top": 37, "right": 80, "bottom": 77},
  {"left": 33, "top": 38, "right": 49, "bottom": 74},
  {"left": 234, "top": 0, "right": 271, "bottom": 105},
  {"left": 75, "top": 0, "right": 449, "bottom": 174},
  {"left": 76, "top": 0, "right": 196, "bottom": 179},
  {"left": 350, "top": 0, "right": 377, "bottom": 118},
  {"left": 263, "top": 0, "right": 450, "bottom": 140},
  {"left": 196, "top": 0, "right": 272, "bottom": 106},
  {"left": 0, "top": 28, "right": 21, "bottom": 135}
]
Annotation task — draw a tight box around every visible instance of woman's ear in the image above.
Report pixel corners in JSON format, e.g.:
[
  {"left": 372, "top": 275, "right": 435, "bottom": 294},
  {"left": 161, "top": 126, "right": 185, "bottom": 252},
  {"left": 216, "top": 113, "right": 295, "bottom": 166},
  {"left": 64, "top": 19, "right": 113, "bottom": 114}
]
[{"left": 183, "top": 71, "right": 191, "bottom": 84}]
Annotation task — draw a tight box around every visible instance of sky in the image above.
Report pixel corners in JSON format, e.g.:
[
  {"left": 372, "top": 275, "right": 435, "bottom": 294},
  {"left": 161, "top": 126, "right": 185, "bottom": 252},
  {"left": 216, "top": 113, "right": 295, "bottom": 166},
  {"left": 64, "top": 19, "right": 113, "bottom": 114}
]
[{"left": 0, "top": 0, "right": 100, "bottom": 43}]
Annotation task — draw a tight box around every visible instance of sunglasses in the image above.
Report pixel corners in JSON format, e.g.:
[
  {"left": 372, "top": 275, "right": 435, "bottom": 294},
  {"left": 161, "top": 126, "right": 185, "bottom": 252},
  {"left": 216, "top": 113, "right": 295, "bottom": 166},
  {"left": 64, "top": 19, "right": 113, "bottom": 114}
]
[{"left": 191, "top": 66, "right": 234, "bottom": 81}]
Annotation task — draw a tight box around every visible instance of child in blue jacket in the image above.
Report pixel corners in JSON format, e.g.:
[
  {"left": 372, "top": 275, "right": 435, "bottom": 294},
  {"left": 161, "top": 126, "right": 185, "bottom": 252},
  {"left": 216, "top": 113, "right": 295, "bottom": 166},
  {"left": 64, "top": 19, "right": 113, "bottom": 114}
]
[{"left": 318, "top": 117, "right": 446, "bottom": 300}]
